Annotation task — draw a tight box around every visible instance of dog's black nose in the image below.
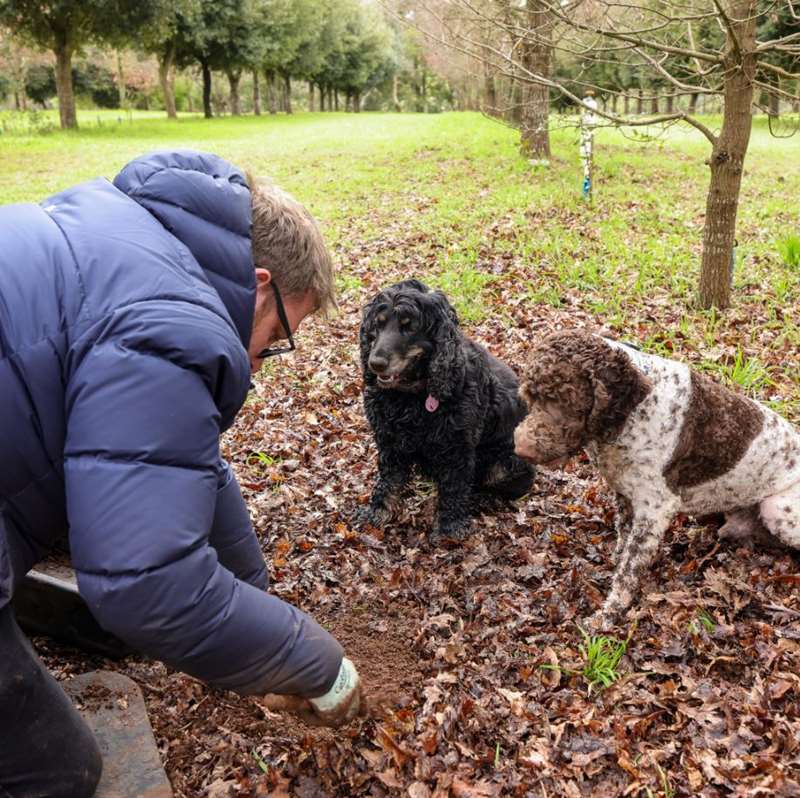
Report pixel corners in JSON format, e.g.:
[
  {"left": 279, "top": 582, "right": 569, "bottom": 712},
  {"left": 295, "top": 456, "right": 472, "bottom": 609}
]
[{"left": 369, "top": 355, "right": 389, "bottom": 374}]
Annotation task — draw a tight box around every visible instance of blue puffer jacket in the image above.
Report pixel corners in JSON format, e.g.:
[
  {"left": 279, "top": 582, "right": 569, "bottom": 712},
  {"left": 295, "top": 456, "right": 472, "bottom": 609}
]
[{"left": 0, "top": 151, "right": 342, "bottom": 697}]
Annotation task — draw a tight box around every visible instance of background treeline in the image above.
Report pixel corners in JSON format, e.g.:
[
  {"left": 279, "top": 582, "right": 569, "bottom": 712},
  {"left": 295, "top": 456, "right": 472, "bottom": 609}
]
[
  {"left": 0, "top": 0, "right": 459, "bottom": 126},
  {"left": 4, "top": 0, "right": 795, "bottom": 130}
]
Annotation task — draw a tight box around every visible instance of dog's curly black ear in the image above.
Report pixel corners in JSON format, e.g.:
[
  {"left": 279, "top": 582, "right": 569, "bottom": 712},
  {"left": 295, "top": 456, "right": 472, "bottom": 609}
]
[
  {"left": 359, "top": 294, "right": 382, "bottom": 379},
  {"left": 426, "top": 291, "right": 465, "bottom": 402}
]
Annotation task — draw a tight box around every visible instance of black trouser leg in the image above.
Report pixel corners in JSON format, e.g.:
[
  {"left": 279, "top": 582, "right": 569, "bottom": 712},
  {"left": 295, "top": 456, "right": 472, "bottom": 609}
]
[{"left": 0, "top": 604, "right": 102, "bottom": 798}]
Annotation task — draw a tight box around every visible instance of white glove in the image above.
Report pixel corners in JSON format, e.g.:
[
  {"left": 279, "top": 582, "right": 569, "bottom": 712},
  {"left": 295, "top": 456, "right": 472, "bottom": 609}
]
[{"left": 257, "top": 657, "right": 365, "bottom": 728}]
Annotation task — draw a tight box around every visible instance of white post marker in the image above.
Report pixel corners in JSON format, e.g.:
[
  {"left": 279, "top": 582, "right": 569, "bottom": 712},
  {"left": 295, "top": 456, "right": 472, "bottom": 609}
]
[{"left": 580, "top": 91, "right": 599, "bottom": 202}]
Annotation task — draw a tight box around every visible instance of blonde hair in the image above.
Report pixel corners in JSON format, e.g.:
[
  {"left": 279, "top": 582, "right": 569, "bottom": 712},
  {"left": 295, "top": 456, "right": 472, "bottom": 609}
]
[{"left": 248, "top": 173, "right": 337, "bottom": 316}]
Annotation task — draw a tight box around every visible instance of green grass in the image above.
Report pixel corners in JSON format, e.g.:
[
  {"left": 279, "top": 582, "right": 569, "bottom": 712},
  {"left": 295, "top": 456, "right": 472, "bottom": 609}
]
[
  {"left": 778, "top": 234, "right": 800, "bottom": 269},
  {"left": 577, "top": 626, "right": 629, "bottom": 693},
  {"left": 245, "top": 451, "right": 279, "bottom": 470},
  {"left": 688, "top": 609, "right": 716, "bottom": 636},
  {"left": 724, "top": 350, "right": 773, "bottom": 394},
  {"left": 541, "top": 625, "right": 631, "bottom": 694},
  {"left": 1, "top": 108, "right": 799, "bottom": 415}
]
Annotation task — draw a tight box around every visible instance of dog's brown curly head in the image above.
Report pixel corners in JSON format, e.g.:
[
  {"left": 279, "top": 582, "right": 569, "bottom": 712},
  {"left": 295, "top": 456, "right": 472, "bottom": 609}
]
[{"left": 514, "top": 331, "right": 651, "bottom": 466}]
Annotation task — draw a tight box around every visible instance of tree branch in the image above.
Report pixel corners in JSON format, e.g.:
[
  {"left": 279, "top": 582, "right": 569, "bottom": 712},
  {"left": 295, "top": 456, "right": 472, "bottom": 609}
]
[
  {"left": 710, "top": 0, "right": 742, "bottom": 59},
  {"left": 757, "top": 31, "right": 800, "bottom": 51},
  {"left": 457, "top": 0, "right": 722, "bottom": 62},
  {"left": 758, "top": 59, "right": 800, "bottom": 80},
  {"left": 754, "top": 78, "right": 800, "bottom": 102},
  {"left": 632, "top": 44, "right": 721, "bottom": 94},
  {"left": 400, "top": 4, "right": 720, "bottom": 147},
  {"left": 532, "top": 0, "right": 723, "bottom": 63}
]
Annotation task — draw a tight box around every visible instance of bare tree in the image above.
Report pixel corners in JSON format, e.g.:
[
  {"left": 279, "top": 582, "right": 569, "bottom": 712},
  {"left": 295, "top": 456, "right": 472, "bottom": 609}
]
[
  {"left": 518, "top": 1, "right": 553, "bottom": 159},
  {"left": 407, "top": 0, "right": 800, "bottom": 309}
]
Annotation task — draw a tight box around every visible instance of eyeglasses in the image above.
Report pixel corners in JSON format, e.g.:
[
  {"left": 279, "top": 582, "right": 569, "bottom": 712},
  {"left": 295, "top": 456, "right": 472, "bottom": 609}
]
[{"left": 257, "top": 281, "right": 296, "bottom": 358}]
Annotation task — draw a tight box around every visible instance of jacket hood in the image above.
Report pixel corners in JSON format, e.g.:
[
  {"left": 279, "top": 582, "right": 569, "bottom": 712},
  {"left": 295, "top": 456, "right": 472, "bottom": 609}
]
[{"left": 113, "top": 150, "right": 256, "bottom": 348}]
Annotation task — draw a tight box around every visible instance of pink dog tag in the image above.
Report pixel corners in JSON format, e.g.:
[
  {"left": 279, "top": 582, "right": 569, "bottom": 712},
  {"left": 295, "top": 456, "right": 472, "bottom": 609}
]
[{"left": 425, "top": 394, "right": 439, "bottom": 413}]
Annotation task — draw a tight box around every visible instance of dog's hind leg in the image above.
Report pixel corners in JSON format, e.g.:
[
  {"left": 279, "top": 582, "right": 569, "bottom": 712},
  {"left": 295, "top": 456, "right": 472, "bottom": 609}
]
[
  {"left": 718, "top": 505, "right": 775, "bottom": 546},
  {"left": 759, "top": 481, "right": 800, "bottom": 549},
  {"left": 478, "top": 452, "right": 535, "bottom": 500}
]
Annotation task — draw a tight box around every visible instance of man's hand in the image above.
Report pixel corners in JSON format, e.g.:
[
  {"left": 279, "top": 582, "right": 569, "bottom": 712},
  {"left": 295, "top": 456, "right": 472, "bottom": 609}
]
[{"left": 257, "top": 657, "right": 366, "bottom": 728}]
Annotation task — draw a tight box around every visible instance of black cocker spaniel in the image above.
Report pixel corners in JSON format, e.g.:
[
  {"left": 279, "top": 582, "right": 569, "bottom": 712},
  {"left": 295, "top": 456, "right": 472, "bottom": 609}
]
[{"left": 357, "top": 279, "right": 535, "bottom": 540}]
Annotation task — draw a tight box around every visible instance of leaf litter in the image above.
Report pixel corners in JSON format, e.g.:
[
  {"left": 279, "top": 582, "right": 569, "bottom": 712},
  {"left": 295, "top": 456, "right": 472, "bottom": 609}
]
[{"left": 33, "top": 184, "right": 800, "bottom": 797}]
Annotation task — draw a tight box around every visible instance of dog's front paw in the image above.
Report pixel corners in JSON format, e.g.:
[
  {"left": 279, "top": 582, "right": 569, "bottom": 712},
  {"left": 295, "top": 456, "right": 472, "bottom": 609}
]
[
  {"left": 430, "top": 518, "right": 471, "bottom": 543},
  {"left": 353, "top": 504, "right": 391, "bottom": 529}
]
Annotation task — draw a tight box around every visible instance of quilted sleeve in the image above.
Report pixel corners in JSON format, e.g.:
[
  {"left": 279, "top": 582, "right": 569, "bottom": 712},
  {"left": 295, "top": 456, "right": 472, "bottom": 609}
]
[{"left": 64, "top": 301, "right": 342, "bottom": 696}]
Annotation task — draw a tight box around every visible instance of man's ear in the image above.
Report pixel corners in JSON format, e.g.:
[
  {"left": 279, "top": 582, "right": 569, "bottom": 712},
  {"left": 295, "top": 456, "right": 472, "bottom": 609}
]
[
  {"left": 253, "top": 268, "right": 273, "bottom": 318},
  {"left": 255, "top": 268, "right": 272, "bottom": 287}
]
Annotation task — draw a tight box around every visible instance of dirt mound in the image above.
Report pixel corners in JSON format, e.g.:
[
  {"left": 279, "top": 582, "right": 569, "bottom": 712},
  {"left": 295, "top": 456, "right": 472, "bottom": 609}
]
[{"left": 322, "top": 601, "right": 425, "bottom": 713}]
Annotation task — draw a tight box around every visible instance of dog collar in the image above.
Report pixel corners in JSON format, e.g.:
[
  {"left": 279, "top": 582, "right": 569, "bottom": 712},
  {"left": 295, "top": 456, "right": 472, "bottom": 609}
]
[{"left": 425, "top": 394, "right": 439, "bottom": 412}]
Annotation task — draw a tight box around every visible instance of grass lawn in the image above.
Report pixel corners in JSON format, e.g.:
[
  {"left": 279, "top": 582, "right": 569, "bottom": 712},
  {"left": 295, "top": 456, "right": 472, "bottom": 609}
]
[
  {"left": 7, "top": 110, "right": 800, "bottom": 796},
  {"left": 2, "top": 109, "right": 798, "bottom": 412}
]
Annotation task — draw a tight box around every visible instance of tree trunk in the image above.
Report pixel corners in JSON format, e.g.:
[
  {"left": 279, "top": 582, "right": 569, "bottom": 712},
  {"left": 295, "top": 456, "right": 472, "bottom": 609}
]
[
  {"left": 334, "top": 90, "right": 339, "bottom": 111},
  {"left": 354, "top": 90, "right": 361, "bottom": 112},
  {"left": 623, "top": 92, "right": 630, "bottom": 115},
  {"left": 54, "top": 37, "right": 77, "bottom": 129},
  {"left": 651, "top": 96, "right": 659, "bottom": 114},
  {"left": 519, "top": 2, "right": 552, "bottom": 160},
  {"left": 116, "top": 50, "right": 126, "bottom": 108},
  {"left": 308, "top": 80, "right": 314, "bottom": 111},
  {"left": 392, "top": 73, "right": 401, "bottom": 112},
  {"left": 699, "top": 0, "right": 757, "bottom": 310},
  {"left": 768, "top": 91, "right": 779, "bottom": 116},
  {"left": 483, "top": 59, "right": 496, "bottom": 115},
  {"left": 266, "top": 70, "right": 277, "bottom": 114},
  {"left": 201, "top": 58, "right": 213, "bottom": 118},
  {"left": 158, "top": 44, "right": 177, "bottom": 119},
  {"left": 227, "top": 69, "right": 241, "bottom": 115},
  {"left": 689, "top": 92, "right": 699, "bottom": 113},
  {"left": 611, "top": 93, "right": 619, "bottom": 113},
  {"left": 319, "top": 84, "right": 325, "bottom": 111},
  {"left": 665, "top": 94, "right": 674, "bottom": 113},
  {"left": 637, "top": 88, "right": 643, "bottom": 114},
  {"left": 284, "top": 74, "right": 292, "bottom": 114},
  {"left": 253, "top": 70, "right": 261, "bottom": 115}
]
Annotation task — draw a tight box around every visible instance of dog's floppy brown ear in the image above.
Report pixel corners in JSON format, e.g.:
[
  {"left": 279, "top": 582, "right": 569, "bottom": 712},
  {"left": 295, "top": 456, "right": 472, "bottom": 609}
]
[
  {"left": 586, "top": 377, "right": 611, "bottom": 439},
  {"left": 584, "top": 346, "right": 650, "bottom": 442}
]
